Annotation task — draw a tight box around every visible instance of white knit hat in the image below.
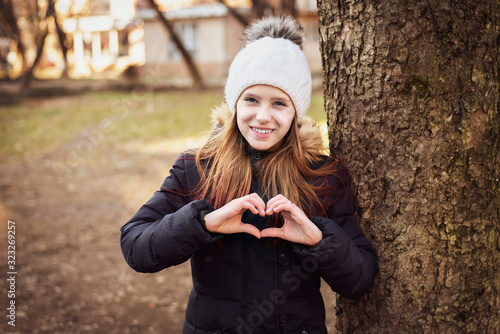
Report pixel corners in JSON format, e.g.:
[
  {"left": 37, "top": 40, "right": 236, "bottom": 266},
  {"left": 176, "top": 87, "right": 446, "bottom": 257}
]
[{"left": 224, "top": 36, "right": 312, "bottom": 120}]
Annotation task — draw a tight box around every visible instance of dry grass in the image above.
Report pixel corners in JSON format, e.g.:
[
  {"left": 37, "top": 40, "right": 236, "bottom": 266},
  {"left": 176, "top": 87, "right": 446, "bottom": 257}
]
[{"left": 0, "top": 89, "right": 327, "bottom": 162}]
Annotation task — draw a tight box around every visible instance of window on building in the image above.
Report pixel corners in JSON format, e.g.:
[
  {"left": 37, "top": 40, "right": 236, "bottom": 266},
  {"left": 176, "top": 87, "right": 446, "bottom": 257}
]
[{"left": 168, "top": 22, "right": 198, "bottom": 61}]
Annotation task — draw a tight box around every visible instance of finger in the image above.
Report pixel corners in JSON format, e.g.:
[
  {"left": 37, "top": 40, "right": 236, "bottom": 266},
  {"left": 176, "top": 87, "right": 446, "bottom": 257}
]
[
  {"left": 245, "top": 193, "right": 266, "bottom": 216},
  {"left": 237, "top": 195, "right": 264, "bottom": 216},
  {"left": 260, "top": 227, "right": 284, "bottom": 239},
  {"left": 239, "top": 200, "right": 261, "bottom": 216},
  {"left": 239, "top": 223, "right": 262, "bottom": 239},
  {"left": 266, "top": 199, "right": 293, "bottom": 215},
  {"left": 266, "top": 194, "right": 287, "bottom": 208}
]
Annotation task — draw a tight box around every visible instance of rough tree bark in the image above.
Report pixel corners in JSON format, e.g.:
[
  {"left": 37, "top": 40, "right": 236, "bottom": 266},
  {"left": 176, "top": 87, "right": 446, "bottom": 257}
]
[{"left": 317, "top": 0, "right": 499, "bottom": 333}]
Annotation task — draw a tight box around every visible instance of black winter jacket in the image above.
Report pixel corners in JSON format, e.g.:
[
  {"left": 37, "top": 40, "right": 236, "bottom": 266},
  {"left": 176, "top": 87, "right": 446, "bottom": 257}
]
[
  {"left": 121, "top": 154, "right": 378, "bottom": 334},
  {"left": 121, "top": 108, "right": 377, "bottom": 334}
]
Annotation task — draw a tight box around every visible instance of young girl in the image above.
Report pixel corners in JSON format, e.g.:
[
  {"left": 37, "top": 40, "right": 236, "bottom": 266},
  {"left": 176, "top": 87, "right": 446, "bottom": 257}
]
[{"left": 121, "top": 16, "right": 378, "bottom": 334}]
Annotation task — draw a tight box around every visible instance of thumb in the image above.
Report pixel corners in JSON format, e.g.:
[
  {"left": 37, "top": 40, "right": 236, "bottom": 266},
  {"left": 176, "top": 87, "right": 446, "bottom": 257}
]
[
  {"left": 240, "top": 223, "right": 262, "bottom": 239},
  {"left": 260, "top": 227, "right": 283, "bottom": 239}
]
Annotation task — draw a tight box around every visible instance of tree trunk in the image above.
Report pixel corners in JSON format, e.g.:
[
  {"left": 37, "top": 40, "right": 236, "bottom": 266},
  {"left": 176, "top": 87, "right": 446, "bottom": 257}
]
[
  {"left": 0, "top": 0, "right": 26, "bottom": 76},
  {"left": 49, "top": 0, "right": 69, "bottom": 78},
  {"left": 21, "top": 27, "right": 48, "bottom": 90},
  {"left": 20, "top": 0, "right": 58, "bottom": 90},
  {"left": 146, "top": 0, "right": 204, "bottom": 88},
  {"left": 318, "top": 0, "right": 499, "bottom": 333}
]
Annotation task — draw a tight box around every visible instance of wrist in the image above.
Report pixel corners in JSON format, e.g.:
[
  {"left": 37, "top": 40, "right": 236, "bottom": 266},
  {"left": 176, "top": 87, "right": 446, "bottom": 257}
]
[{"left": 306, "top": 225, "right": 323, "bottom": 247}]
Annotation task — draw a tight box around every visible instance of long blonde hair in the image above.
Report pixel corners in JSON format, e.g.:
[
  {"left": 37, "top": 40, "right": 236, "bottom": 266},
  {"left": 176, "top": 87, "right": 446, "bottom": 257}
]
[{"left": 194, "top": 105, "right": 343, "bottom": 225}]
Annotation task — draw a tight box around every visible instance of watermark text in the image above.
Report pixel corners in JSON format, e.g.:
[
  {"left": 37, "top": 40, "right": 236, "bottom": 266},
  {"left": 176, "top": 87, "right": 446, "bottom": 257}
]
[{"left": 6, "top": 220, "right": 17, "bottom": 327}]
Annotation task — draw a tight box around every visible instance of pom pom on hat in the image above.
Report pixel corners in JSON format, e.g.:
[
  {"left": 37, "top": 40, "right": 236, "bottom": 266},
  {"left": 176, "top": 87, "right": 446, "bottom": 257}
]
[{"left": 224, "top": 36, "right": 312, "bottom": 120}]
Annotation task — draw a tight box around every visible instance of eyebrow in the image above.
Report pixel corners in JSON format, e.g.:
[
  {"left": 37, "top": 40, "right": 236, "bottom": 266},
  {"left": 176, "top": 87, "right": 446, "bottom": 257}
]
[
  {"left": 272, "top": 96, "right": 291, "bottom": 103},
  {"left": 243, "top": 92, "right": 291, "bottom": 103}
]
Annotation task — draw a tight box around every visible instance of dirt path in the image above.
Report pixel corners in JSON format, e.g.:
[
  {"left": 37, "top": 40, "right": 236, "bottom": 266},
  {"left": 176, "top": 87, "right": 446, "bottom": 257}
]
[{"left": 0, "top": 117, "right": 336, "bottom": 333}]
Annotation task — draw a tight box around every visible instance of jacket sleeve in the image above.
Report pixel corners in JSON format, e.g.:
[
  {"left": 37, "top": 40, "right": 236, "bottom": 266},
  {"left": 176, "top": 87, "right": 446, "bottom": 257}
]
[
  {"left": 120, "top": 154, "right": 223, "bottom": 273},
  {"left": 292, "top": 182, "right": 378, "bottom": 300}
]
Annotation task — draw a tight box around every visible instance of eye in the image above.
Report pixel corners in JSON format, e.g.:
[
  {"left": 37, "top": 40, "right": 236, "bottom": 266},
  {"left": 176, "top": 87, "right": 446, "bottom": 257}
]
[
  {"left": 245, "top": 97, "right": 258, "bottom": 103},
  {"left": 274, "top": 101, "right": 287, "bottom": 107}
]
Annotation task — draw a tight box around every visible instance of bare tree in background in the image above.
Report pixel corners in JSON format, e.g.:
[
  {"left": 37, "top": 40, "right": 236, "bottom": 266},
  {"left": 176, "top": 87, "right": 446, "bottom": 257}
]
[
  {"left": 251, "top": 0, "right": 297, "bottom": 18},
  {"left": 20, "top": 0, "right": 49, "bottom": 89},
  {"left": 274, "top": 0, "right": 297, "bottom": 17},
  {"left": 0, "top": 0, "right": 26, "bottom": 74},
  {"left": 0, "top": 0, "right": 70, "bottom": 85},
  {"left": 52, "top": 0, "right": 69, "bottom": 78},
  {"left": 252, "top": 0, "right": 272, "bottom": 18},
  {"left": 146, "top": 0, "right": 204, "bottom": 88},
  {"left": 318, "top": 0, "right": 499, "bottom": 332},
  {"left": 219, "top": 0, "right": 298, "bottom": 27},
  {"left": 218, "top": 0, "right": 250, "bottom": 26},
  {"left": 22, "top": 0, "right": 69, "bottom": 88}
]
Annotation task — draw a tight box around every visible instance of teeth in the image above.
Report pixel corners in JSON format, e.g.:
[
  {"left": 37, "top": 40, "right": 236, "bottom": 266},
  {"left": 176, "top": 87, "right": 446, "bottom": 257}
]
[{"left": 252, "top": 127, "right": 273, "bottom": 134}]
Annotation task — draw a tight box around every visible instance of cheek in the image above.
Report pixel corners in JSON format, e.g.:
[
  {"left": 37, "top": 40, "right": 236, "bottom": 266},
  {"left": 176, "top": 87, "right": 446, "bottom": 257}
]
[
  {"left": 278, "top": 111, "right": 295, "bottom": 130},
  {"left": 235, "top": 109, "right": 243, "bottom": 125},
  {"left": 236, "top": 117, "right": 244, "bottom": 135},
  {"left": 235, "top": 105, "right": 252, "bottom": 124},
  {"left": 235, "top": 110, "right": 247, "bottom": 136}
]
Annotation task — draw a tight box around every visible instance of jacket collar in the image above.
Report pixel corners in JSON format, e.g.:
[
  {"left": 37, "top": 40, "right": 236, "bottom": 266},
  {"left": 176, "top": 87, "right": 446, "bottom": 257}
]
[{"left": 247, "top": 148, "right": 268, "bottom": 164}]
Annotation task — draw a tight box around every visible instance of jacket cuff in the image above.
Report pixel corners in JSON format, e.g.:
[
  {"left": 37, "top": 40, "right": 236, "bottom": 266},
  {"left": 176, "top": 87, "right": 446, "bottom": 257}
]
[
  {"left": 292, "top": 216, "right": 347, "bottom": 263},
  {"left": 197, "top": 207, "right": 213, "bottom": 233},
  {"left": 154, "top": 199, "right": 221, "bottom": 258}
]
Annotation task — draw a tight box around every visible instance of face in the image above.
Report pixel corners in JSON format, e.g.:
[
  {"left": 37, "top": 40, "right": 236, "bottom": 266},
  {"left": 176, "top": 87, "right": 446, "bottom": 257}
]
[{"left": 236, "top": 85, "right": 296, "bottom": 152}]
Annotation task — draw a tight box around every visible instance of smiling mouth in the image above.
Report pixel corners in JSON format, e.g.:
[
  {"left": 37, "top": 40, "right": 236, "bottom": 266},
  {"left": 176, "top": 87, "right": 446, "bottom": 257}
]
[{"left": 251, "top": 127, "right": 274, "bottom": 134}]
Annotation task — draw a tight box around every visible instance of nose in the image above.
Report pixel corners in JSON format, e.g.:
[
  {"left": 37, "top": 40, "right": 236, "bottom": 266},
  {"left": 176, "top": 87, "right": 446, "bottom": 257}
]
[{"left": 255, "top": 106, "right": 272, "bottom": 123}]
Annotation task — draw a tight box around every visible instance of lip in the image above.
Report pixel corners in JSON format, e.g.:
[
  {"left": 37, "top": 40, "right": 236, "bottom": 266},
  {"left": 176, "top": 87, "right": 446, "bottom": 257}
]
[{"left": 251, "top": 126, "right": 275, "bottom": 137}]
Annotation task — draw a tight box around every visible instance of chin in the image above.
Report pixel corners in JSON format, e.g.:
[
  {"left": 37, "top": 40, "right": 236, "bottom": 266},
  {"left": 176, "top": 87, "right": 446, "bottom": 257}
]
[
  {"left": 251, "top": 145, "right": 271, "bottom": 151},
  {"left": 250, "top": 142, "right": 281, "bottom": 152}
]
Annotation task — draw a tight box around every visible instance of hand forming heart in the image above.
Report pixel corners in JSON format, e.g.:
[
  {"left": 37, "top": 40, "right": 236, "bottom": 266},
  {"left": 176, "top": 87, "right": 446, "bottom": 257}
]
[{"left": 203, "top": 193, "right": 322, "bottom": 247}]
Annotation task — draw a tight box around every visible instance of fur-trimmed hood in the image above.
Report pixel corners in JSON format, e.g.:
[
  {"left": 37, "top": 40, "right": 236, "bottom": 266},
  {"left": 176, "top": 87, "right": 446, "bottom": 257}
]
[{"left": 210, "top": 103, "right": 328, "bottom": 163}]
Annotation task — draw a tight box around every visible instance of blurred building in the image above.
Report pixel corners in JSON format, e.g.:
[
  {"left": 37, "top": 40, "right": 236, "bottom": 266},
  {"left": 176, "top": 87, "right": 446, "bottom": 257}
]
[
  {"left": 136, "top": 2, "right": 249, "bottom": 86},
  {"left": 35, "top": 0, "right": 321, "bottom": 86},
  {"left": 137, "top": 0, "right": 321, "bottom": 87},
  {"left": 61, "top": 0, "right": 145, "bottom": 77}
]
